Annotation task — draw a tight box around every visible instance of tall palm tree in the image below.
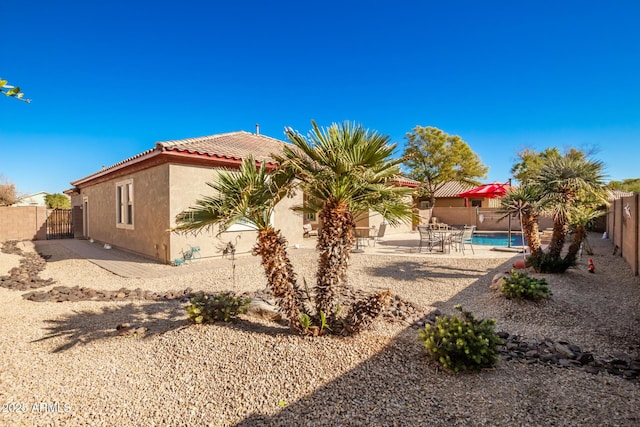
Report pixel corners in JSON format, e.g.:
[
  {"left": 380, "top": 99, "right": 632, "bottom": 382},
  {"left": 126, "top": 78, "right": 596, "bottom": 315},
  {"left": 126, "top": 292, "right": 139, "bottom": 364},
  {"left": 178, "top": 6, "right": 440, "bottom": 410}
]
[
  {"left": 532, "top": 156, "right": 607, "bottom": 261},
  {"left": 172, "top": 157, "right": 307, "bottom": 332},
  {"left": 499, "top": 185, "right": 543, "bottom": 259},
  {"left": 276, "top": 121, "right": 414, "bottom": 325}
]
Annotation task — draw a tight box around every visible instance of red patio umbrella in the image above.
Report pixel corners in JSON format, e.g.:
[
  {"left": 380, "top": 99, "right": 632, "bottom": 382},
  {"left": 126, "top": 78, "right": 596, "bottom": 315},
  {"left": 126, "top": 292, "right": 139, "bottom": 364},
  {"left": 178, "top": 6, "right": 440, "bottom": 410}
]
[
  {"left": 458, "top": 182, "right": 510, "bottom": 198},
  {"left": 458, "top": 182, "right": 511, "bottom": 207}
]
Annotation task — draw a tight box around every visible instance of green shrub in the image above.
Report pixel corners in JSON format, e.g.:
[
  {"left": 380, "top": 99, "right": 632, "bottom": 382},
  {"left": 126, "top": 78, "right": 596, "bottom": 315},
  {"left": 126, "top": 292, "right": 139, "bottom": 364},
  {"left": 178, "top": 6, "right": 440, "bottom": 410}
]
[
  {"left": 186, "top": 292, "right": 250, "bottom": 324},
  {"left": 500, "top": 269, "right": 551, "bottom": 301},
  {"left": 527, "top": 252, "right": 575, "bottom": 273},
  {"left": 418, "top": 305, "right": 501, "bottom": 373}
]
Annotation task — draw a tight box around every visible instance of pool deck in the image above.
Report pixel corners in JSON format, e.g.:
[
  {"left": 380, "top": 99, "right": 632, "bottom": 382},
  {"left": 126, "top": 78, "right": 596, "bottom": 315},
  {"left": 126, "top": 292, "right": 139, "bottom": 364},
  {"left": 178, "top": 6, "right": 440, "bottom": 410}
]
[{"left": 34, "top": 231, "right": 521, "bottom": 279}]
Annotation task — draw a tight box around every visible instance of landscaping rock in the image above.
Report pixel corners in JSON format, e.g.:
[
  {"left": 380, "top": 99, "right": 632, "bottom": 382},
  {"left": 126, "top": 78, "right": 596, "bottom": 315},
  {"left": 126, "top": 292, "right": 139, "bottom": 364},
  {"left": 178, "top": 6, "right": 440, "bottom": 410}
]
[
  {"left": 495, "top": 332, "right": 640, "bottom": 381},
  {"left": 0, "top": 248, "right": 55, "bottom": 291}
]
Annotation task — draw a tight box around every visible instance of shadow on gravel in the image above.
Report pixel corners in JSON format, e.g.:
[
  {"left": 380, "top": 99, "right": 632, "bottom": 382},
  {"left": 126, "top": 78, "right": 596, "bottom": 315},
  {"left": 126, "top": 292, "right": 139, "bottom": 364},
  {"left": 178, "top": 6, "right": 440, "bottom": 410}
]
[
  {"left": 234, "top": 258, "right": 518, "bottom": 427},
  {"left": 34, "top": 298, "right": 299, "bottom": 353},
  {"left": 233, "top": 239, "right": 640, "bottom": 426},
  {"left": 367, "top": 260, "right": 491, "bottom": 281},
  {"left": 33, "top": 300, "right": 189, "bottom": 353}
]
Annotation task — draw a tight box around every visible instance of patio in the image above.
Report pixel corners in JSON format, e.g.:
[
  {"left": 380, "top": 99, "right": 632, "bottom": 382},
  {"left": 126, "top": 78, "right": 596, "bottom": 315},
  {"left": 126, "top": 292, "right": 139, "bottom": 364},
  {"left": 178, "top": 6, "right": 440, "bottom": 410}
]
[{"left": 332, "top": 230, "right": 520, "bottom": 259}]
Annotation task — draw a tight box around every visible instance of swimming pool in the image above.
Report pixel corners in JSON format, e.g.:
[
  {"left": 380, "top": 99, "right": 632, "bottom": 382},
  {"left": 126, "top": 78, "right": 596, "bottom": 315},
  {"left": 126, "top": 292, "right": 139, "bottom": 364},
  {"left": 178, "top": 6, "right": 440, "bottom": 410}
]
[{"left": 472, "top": 232, "right": 526, "bottom": 247}]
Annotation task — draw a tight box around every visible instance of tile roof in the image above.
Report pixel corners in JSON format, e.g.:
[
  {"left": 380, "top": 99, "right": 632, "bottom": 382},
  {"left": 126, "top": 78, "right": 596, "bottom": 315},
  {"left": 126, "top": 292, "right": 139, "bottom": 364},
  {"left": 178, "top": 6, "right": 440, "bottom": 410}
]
[
  {"left": 607, "top": 189, "right": 634, "bottom": 200},
  {"left": 158, "top": 131, "right": 286, "bottom": 164},
  {"left": 71, "top": 131, "right": 288, "bottom": 186},
  {"left": 434, "top": 181, "right": 475, "bottom": 198},
  {"left": 393, "top": 176, "right": 420, "bottom": 188}
]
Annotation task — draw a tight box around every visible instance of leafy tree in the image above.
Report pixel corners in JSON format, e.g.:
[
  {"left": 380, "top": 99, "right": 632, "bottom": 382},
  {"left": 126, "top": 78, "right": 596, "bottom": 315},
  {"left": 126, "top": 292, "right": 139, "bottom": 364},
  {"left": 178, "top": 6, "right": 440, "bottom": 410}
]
[
  {"left": 0, "top": 175, "right": 18, "bottom": 206},
  {"left": 1, "top": 77, "right": 30, "bottom": 103},
  {"left": 402, "top": 126, "right": 488, "bottom": 207},
  {"left": 173, "top": 157, "right": 307, "bottom": 332},
  {"left": 278, "top": 121, "right": 414, "bottom": 333},
  {"left": 45, "top": 193, "right": 71, "bottom": 209},
  {"left": 511, "top": 147, "right": 587, "bottom": 185},
  {"left": 608, "top": 178, "right": 640, "bottom": 193}
]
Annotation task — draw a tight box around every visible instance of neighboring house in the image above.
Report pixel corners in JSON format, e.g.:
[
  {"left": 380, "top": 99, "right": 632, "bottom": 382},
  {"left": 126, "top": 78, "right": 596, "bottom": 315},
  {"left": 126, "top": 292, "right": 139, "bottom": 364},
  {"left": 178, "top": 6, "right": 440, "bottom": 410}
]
[
  {"left": 13, "top": 192, "right": 49, "bottom": 206},
  {"left": 69, "top": 131, "right": 303, "bottom": 264}
]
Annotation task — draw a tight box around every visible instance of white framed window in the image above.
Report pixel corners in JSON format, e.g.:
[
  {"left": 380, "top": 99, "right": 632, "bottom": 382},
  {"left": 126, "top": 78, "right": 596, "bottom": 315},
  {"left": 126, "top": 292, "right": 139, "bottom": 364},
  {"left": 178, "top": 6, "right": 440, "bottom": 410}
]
[
  {"left": 304, "top": 212, "right": 317, "bottom": 221},
  {"left": 116, "top": 179, "right": 134, "bottom": 229}
]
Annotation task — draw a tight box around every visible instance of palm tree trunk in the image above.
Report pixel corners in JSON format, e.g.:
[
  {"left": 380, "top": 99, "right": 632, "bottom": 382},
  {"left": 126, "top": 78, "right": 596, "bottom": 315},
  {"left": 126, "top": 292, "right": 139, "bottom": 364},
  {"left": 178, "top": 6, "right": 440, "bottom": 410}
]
[
  {"left": 564, "top": 225, "right": 586, "bottom": 264},
  {"left": 521, "top": 214, "right": 542, "bottom": 257},
  {"left": 315, "top": 200, "right": 356, "bottom": 318},
  {"left": 253, "top": 228, "right": 306, "bottom": 332},
  {"left": 548, "top": 219, "right": 569, "bottom": 259},
  {"left": 340, "top": 290, "right": 392, "bottom": 335}
]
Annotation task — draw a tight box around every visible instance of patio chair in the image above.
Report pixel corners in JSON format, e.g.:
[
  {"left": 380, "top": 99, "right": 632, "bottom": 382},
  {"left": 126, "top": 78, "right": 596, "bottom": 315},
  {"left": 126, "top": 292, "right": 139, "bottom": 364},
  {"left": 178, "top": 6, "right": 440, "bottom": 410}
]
[
  {"left": 370, "top": 222, "right": 387, "bottom": 246},
  {"left": 450, "top": 225, "right": 475, "bottom": 255},
  {"left": 418, "top": 225, "right": 443, "bottom": 253},
  {"left": 303, "top": 223, "right": 318, "bottom": 238}
]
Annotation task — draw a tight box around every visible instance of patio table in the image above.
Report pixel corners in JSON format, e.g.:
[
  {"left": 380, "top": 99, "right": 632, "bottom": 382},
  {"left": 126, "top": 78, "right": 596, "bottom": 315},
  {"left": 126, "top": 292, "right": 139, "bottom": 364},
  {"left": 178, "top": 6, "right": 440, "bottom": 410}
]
[{"left": 432, "top": 229, "right": 455, "bottom": 253}]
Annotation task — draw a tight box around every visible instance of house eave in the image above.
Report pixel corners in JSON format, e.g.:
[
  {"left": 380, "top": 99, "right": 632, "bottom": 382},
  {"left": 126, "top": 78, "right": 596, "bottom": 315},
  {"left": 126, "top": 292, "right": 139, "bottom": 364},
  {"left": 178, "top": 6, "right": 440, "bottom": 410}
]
[{"left": 70, "top": 149, "right": 279, "bottom": 189}]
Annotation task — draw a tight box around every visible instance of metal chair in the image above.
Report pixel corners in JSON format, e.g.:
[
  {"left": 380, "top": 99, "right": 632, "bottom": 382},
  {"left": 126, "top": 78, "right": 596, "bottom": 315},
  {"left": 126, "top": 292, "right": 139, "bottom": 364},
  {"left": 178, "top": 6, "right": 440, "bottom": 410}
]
[
  {"left": 450, "top": 225, "right": 475, "bottom": 255},
  {"left": 371, "top": 222, "right": 387, "bottom": 246},
  {"left": 418, "top": 225, "right": 443, "bottom": 253}
]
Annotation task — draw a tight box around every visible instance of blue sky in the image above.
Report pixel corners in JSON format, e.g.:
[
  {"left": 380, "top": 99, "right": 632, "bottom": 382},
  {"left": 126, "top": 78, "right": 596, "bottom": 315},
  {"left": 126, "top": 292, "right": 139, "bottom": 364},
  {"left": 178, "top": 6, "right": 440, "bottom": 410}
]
[{"left": 2, "top": 0, "right": 639, "bottom": 195}]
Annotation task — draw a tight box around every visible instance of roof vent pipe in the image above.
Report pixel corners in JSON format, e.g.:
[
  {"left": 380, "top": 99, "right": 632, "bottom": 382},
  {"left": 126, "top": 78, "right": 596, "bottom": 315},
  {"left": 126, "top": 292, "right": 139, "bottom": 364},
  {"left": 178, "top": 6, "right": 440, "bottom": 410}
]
[{"left": 255, "top": 123, "right": 260, "bottom": 135}]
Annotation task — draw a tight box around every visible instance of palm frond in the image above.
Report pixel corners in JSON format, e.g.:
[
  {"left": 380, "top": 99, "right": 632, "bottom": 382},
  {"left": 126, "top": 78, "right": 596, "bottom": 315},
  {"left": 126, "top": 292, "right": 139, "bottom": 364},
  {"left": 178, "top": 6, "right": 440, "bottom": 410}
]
[{"left": 173, "top": 156, "right": 294, "bottom": 235}]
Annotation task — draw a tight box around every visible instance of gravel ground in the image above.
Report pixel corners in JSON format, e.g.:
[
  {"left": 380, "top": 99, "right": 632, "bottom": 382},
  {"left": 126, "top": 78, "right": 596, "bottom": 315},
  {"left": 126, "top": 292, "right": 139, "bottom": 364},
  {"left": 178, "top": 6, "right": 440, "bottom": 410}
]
[{"left": 1, "top": 234, "right": 639, "bottom": 426}]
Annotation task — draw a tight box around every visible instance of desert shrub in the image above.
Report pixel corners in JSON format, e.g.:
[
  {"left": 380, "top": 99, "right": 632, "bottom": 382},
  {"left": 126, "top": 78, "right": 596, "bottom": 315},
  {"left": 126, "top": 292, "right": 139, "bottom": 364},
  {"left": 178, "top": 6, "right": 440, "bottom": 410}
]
[
  {"left": 418, "top": 305, "right": 501, "bottom": 373},
  {"left": 186, "top": 292, "right": 250, "bottom": 324},
  {"left": 527, "top": 252, "right": 575, "bottom": 273},
  {"left": 500, "top": 269, "right": 551, "bottom": 301}
]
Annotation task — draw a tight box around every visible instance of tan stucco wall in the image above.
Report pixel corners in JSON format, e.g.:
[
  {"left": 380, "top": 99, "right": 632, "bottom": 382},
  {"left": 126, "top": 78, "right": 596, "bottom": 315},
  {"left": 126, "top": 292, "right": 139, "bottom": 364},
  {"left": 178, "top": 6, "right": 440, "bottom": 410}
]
[
  {"left": 0, "top": 206, "right": 48, "bottom": 241},
  {"left": 79, "top": 164, "right": 171, "bottom": 260},
  {"left": 352, "top": 193, "right": 414, "bottom": 234},
  {"left": 273, "top": 188, "right": 305, "bottom": 246},
  {"left": 436, "top": 197, "right": 467, "bottom": 208},
  {"left": 168, "top": 164, "right": 303, "bottom": 264}
]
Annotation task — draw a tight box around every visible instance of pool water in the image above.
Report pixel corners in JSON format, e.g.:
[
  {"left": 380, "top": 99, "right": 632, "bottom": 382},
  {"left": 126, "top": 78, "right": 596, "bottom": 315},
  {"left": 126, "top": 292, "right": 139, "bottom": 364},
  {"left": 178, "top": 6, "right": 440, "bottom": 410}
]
[{"left": 472, "top": 232, "right": 526, "bottom": 247}]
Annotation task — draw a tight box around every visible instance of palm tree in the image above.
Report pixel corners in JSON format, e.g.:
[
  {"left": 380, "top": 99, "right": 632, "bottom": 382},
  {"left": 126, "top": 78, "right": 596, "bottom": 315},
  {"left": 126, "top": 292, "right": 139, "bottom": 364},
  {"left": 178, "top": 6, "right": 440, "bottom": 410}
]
[
  {"left": 172, "top": 157, "right": 307, "bottom": 332},
  {"left": 499, "top": 185, "right": 543, "bottom": 259},
  {"left": 532, "top": 156, "right": 607, "bottom": 261},
  {"left": 565, "top": 201, "right": 607, "bottom": 263},
  {"left": 276, "top": 121, "right": 414, "bottom": 328}
]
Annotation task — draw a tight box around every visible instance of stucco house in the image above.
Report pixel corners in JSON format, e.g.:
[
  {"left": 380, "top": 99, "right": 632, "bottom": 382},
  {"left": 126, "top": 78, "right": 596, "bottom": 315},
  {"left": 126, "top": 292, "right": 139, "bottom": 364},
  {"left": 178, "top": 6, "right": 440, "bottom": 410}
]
[
  {"left": 69, "top": 131, "right": 303, "bottom": 264},
  {"left": 13, "top": 192, "right": 49, "bottom": 206}
]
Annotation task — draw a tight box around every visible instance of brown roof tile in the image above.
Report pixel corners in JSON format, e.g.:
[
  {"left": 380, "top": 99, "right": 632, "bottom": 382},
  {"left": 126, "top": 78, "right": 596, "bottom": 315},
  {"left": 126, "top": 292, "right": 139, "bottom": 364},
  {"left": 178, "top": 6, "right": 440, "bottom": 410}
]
[
  {"left": 71, "top": 131, "right": 288, "bottom": 187},
  {"left": 158, "top": 131, "right": 286, "bottom": 163}
]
